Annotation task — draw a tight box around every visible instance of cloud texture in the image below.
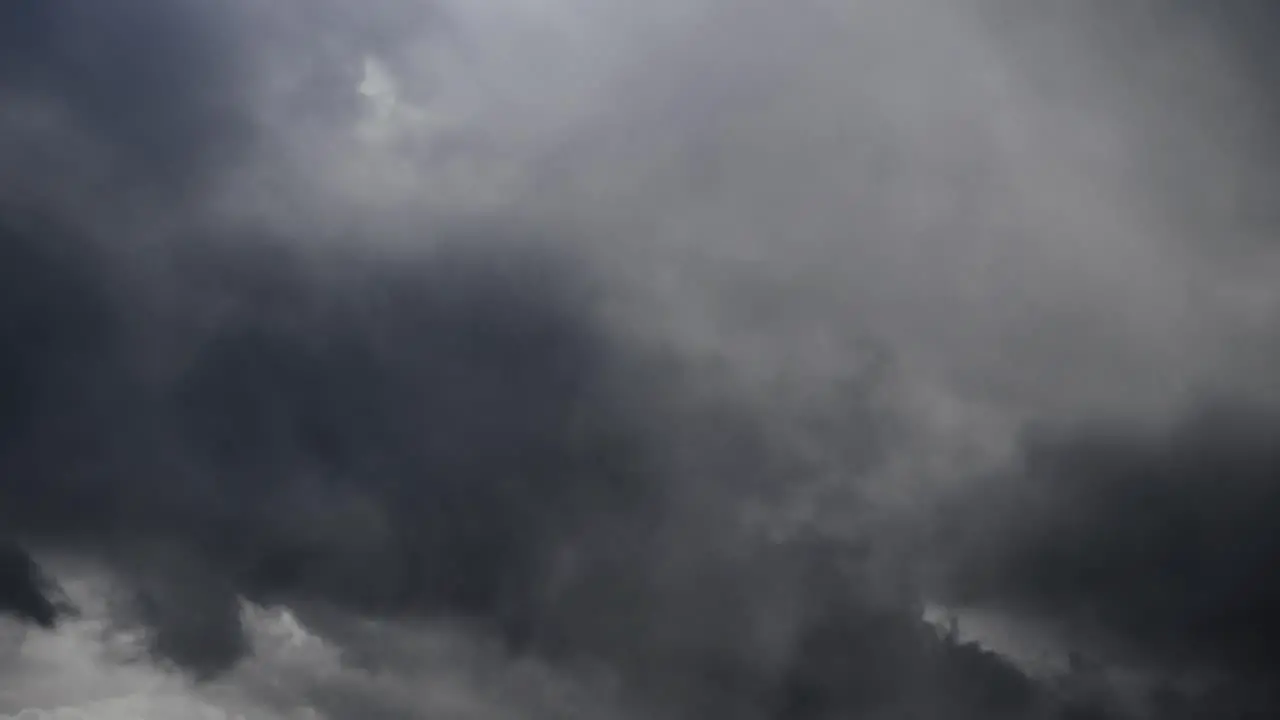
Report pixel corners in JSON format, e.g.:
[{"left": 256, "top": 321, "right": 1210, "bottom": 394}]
[{"left": 2, "top": 0, "right": 1279, "bottom": 718}]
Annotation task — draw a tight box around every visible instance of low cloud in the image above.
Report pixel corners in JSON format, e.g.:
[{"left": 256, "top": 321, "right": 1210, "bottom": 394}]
[{"left": 3, "top": 0, "right": 1280, "bottom": 718}]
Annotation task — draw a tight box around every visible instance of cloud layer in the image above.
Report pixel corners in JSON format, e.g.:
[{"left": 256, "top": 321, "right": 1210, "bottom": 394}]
[{"left": 2, "top": 0, "right": 1279, "bottom": 718}]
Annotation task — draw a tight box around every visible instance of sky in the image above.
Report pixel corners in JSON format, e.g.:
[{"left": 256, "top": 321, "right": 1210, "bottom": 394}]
[{"left": 2, "top": 1, "right": 1279, "bottom": 718}]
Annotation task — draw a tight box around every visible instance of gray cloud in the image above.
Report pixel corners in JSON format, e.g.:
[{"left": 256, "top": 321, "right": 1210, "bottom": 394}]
[
  {"left": 2, "top": 0, "right": 1279, "bottom": 718},
  {"left": 0, "top": 0, "right": 255, "bottom": 211},
  {"left": 934, "top": 401, "right": 1280, "bottom": 679},
  {"left": 0, "top": 543, "right": 61, "bottom": 629}
]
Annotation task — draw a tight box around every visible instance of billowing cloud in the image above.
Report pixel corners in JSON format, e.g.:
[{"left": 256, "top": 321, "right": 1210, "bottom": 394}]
[{"left": 2, "top": 0, "right": 1279, "bottom": 718}]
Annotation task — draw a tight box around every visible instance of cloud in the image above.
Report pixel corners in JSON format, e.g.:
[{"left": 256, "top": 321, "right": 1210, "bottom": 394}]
[
  {"left": 0, "top": 215, "right": 629, "bottom": 664},
  {"left": 0, "top": 205, "right": 1086, "bottom": 716},
  {"left": 2, "top": 0, "right": 1280, "bottom": 718},
  {"left": 0, "top": 0, "right": 255, "bottom": 209},
  {"left": 0, "top": 544, "right": 60, "bottom": 629},
  {"left": 934, "top": 401, "right": 1280, "bottom": 682}
]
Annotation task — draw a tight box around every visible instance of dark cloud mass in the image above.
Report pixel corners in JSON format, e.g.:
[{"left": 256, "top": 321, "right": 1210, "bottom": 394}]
[
  {"left": 1, "top": 0, "right": 1279, "bottom": 719},
  {"left": 0, "top": 543, "right": 61, "bottom": 629},
  {"left": 939, "top": 403, "right": 1280, "bottom": 676},
  {"left": 0, "top": 202, "right": 1059, "bottom": 717},
  {"left": 0, "top": 216, "right": 624, "bottom": 655},
  {"left": 0, "top": 0, "right": 253, "bottom": 204}
]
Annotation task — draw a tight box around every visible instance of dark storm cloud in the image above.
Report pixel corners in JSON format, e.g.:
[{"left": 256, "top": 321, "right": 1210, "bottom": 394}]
[
  {"left": 0, "top": 209, "right": 113, "bottom": 452},
  {"left": 2, "top": 0, "right": 1279, "bottom": 718},
  {"left": 0, "top": 0, "right": 906, "bottom": 703},
  {"left": 0, "top": 0, "right": 438, "bottom": 218},
  {"left": 0, "top": 205, "right": 1101, "bottom": 718},
  {"left": 0, "top": 543, "right": 62, "bottom": 629},
  {"left": 1188, "top": 3, "right": 1280, "bottom": 87},
  {"left": 0, "top": 0, "right": 637, "bottom": 657},
  {"left": 935, "top": 402, "right": 1280, "bottom": 681},
  {"left": 0, "top": 211, "right": 635, "bottom": 670},
  {"left": 0, "top": 0, "right": 254, "bottom": 201}
]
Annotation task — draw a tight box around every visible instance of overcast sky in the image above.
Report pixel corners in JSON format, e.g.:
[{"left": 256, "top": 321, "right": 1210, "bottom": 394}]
[{"left": 2, "top": 1, "right": 1279, "bottom": 718}]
